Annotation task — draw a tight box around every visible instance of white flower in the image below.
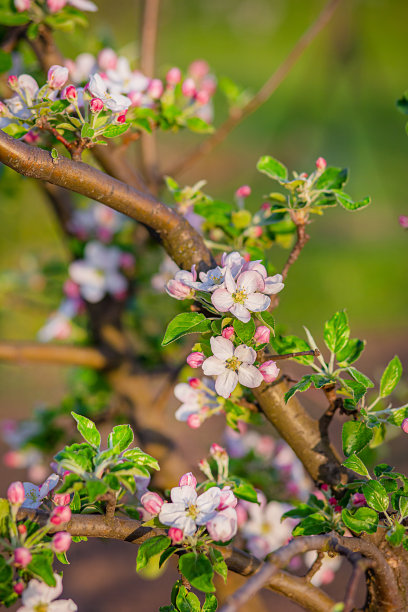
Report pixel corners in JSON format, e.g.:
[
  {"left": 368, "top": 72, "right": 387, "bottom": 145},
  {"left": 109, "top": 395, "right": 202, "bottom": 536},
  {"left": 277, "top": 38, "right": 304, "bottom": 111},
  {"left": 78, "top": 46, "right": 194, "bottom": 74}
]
[
  {"left": 186, "top": 266, "right": 227, "bottom": 292},
  {"left": 22, "top": 474, "right": 59, "bottom": 509},
  {"left": 242, "top": 261, "right": 284, "bottom": 295},
  {"left": 206, "top": 506, "right": 237, "bottom": 542},
  {"left": 304, "top": 552, "right": 342, "bottom": 586},
  {"left": 68, "top": 0, "right": 97, "bottom": 11},
  {"left": 211, "top": 269, "right": 270, "bottom": 323},
  {"left": 159, "top": 485, "right": 221, "bottom": 536},
  {"left": 202, "top": 336, "right": 263, "bottom": 398},
  {"left": 88, "top": 73, "right": 131, "bottom": 112},
  {"left": 68, "top": 53, "right": 97, "bottom": 84},
  {"left": 241, "top": 500, "right": 293, "bottom": 559},
  {"left": 174, "top": 378, "right": 217, "bottom": 422},
  {"left": 106, "top": 57, "right": 149, "bottom": 95},
  {"left": 17, "top": 574, "right": 77, "bottom": 612},
  {"left": 69, "top": 241, "right": 127, "bottom": 303}
]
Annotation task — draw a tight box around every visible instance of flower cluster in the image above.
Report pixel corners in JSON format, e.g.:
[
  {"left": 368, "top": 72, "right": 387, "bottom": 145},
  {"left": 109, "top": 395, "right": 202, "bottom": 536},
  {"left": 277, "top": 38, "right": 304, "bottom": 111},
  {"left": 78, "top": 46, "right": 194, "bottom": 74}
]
[
  {"left": 14, "top": 0, "right": 97, "bottom": 13},
  {"left": 173, "top": 377, "right": 223, "bottom": 428},
  {"left": 16, "top": 574, "right": 77, "bottom": 612}
]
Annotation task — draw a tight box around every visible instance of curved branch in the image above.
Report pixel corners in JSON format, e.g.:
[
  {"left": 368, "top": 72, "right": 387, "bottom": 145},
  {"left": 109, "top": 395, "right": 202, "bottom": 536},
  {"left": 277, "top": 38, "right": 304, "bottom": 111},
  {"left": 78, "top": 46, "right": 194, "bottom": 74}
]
[
  {"left": 0, "top": 341, "right": 107, "bottom": 369},
  {"left": 17, "top": 510, "right": 335, "bottom": 611},
  {"left": 166, "top": 0, "right": 342, "bottom": 178},
  {"left": 0, "top": 131, "right": 214, "bottom": 271}
]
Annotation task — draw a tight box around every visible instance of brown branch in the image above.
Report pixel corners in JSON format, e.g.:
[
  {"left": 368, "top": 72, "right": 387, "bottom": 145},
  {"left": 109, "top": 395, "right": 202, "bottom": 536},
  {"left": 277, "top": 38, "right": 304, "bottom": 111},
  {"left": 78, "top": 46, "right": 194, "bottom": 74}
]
[
  {"left": 17, "top": 509, "right": 335, "bottom": 611},
  {"left": 304, "top": 552, "right": 325, "bottom": 582},
  {"left": 265, "top": 349, "right": 320, "bottom": 361},
  {"left": 0, "top": 341, "right": 108, "bottom": 369},
  {"left": 166, "top": 0, "right": 342, "bottom": 178},
  {"left": 281, "top": 224, "right": 310, "bottom": 282},
  {"left": 0, "top": 131, "right": 214, "bottom": 272},
  {"left": 41, "top": 182, "right": 75, "bottom": 235},
  {"left": 28, "top": 24, "right": 64, "bottom": 72}
]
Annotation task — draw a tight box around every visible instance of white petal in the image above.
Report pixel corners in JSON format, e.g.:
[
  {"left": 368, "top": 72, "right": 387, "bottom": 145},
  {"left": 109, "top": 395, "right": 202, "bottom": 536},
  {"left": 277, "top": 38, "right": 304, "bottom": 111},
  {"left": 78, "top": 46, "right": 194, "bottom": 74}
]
[
  {"left": 80, "top": 284, "right": 106, "bottom": 303},
  {"left": 234, "top": 344, "right": 256, "bottom": 365},
  {"left": 159, "top": 503, "right": 187, "bottom": 526},
  {"left": 175, "top": 404, "right": 198, "bottom": 422},
  {"left": 196, "top": 487, "right": 221, "bottom": 515},
  {"left": 68, "top": 0, "right": 97, "bottom": 10},
  {"left": 202, "top": 356, "right": 226, "bottom": 376},
  {"left": 69, "top": 262, "right": 103, "bottom": 288},
  {"left": 264, "top": 275, "right": 285, "bottom": 295},
  {"left": 238, "top": 364, "right": 263, "bottom": 388},
  {"left": 171, "top": 485, "right": 197, "bottom": 506},
  {"left": 39, "top": 473, "right": 59, "bottom": 498},
  {"left": 237, "top": 271, "right": 264, "bottom": 293},
  {"left": 210, "top": 336, "right": 234, "bottom": 361},
  {"left": 89, "top": 73, "right": 107, "bottom": 98},
  {"left": 215, "top": 370, "right": 238, "bottom": 398},
  {"left": 224, "top": 267, "right": 236, "bottom": 293},
  {"left": 182, "top": 517, "right": 198, "bottom": 536},
  {"left": 48, "top": 601, "right": 78, "bottom": 612},
  {"left": 211, "top": 289, "right": 234, "bottom": 312},
  {"left": 105, "top": 272, "right": 127, "bottom": 295},
  {"left": 229, "top": 303, "right": 251, "bottom": 323},
  {"left": 244, "top": 293, "right": 270, "bottom": 312},
  {"left": 174, "top": 383, "right": 197, "bottom": 403}
]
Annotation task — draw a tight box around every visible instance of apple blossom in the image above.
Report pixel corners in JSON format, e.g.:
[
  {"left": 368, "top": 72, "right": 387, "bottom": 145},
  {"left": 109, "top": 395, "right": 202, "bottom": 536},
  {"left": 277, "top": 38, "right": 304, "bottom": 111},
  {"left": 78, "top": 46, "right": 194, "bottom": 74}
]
[
  {"left": 88, "top": 73, "right": 131, "bottom": 112},
  {"left": 14, "top": 582, "right": 25, "bottom": 595},
  {"left": 211, "top": 269, "right": 270, "bottom": 323},
  {"left": 18, "top": 525, "right": 27, "bottom": 535},
  {"left": 242, "top": 261, "right": 284, "bottom": 295},
  {"left": 254, "top": 326, "right": 270, "bottom": 344},
  {"left": 98, "top": 49, "right": 118, "bottom": 71},
  {"left": 21, "top": 473, "right": 59, "bottom": 509},
  {"left": 47, "top": 65, "right": 69, "bottom": 89},
  {"left": 166, "top": 67, "right": 182, "bottom": 85},
  {"left": 90, "top": 97, "right": 104, "bottom": 113},
  {"left": 17, "top": 574, "right": 77, "bottom": 612},
  {"left": 315, "top": 157, "right": 327, "bottom": 171},
  {"left": 8, "top": 75, "right": 18, "bottom": 89},
  {"left": 159, "top": 485, "right": 221, "bottom": 536},
  {"left": 182, "top": 78, "right": 196, "bottom": 97},
  {"left": 179, "top": 472, "right": 197, "bottom": 488},
  {"left": 52, "top": 532, "right": 72, "bottom": 553},
  {"left": 202, "top": 336, "right": 263, "bottom": 398},
  {"left": 14, "top": 0, "right": 30, "bottom": 11},
  {"left": 50, "top": 505, "right": 72, "bottom": 525},
  {"left": 168, "top": 527, "right": 184, "bottom": 544},
  {"left": 166, "top": 266, "right": 197, "bottom": 300},
  {"left": 147, "top": 79, "right": 164, "bottom": 99},
  {"left": 186, "top": 352, "right": 205, "bottom": 368},
  {"left": 14, "top": 547, "right": 32, "bottom": 567},
  {"left": 196, "top": 90, "right": 210, "bottom": 105},
  {"left": 235, "top": 185, "right": 251, "bottom": 198},
  {"left": 304, "top": 552, "right": 342, "bottom": 587},
  {"left": 188, "top": 60, "right": 210, "bottom": 80},
  {"left": 258, "top": 360, "right": 280, "bottom": 383},
  {"left": 352, "top": 493, "right": 366, "bottom": 507},
  {"left": 399, "top": 215, "right": 408, "bottom": 229},
  {"left": 241, "top": 499, "right": 293, "bottom": 559},
  {"left": 141, "top": 491, "right": 164, "bottom": 515},
  {"left": 173, "top": 378, "right": 219, "bottom": 424},
  {"left": 401, "top": 418, "right": 408, "bottom": 433},
  {"left": 7, "top": 481, "right": 25, "bottom": 505},
  {"left": 68, "top": 0, "right": 97, "bottom": 10},
  {"left": 218, "top": 486, "right": 238, "bottom": 511},
  {"left": 206, "top": 506, "right": 237, "bottom": 542},
  {"left": 222, "top": 326, "right": 235, "bottom": 339},
  {"left": 64, "top": 85, "right": 77, "bottom": 101},
  {"left": 47, "top": 0, "right": 66, "bottom": 11}
]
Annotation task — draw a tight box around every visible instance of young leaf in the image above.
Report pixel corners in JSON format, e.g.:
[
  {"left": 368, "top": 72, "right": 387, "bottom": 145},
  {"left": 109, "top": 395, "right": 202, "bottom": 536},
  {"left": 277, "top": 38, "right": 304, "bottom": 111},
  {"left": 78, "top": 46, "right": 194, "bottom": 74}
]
[
  {"left": 336, "top": 338, "right": 365, "bottom": 366},
  {"left": 86, "top": 480, "right": 108, "bottom": 502},
  {"left": 347, "top": 367, "right": 374, "bottom": 389},
  {"left": 386, "top": 523, "right": 405, "bottom": 547},
  {"left": 324, "top": 311, "right": 349, "bottom": 353},
  {"left": 342, "top": 453, "right": 370, "bottom": 477},
  {"left": 233, "top": 319, "right": 255, "bottom": 344},
  {"left": 362, "top": 480, "right": 389, "bottom": 513},
  {"left": 28, "top": 551, "right": 56, "bottom": 586},
  {"left": 103, "top": 123, "right": 130, "bottom": 138},
  {"left": 342, "top": 421, "right": 373, "bottom": 456},
  {"left": 71, "top": 412, "right": 101, "bottom": 448},
  {"left": 178, "top": 552, "right": 215, "bottom": 593},
  {"left": 108, "top": 424, "right": 134, "bottom": 452},
  {"left": 314, "top": 167, "right": 348, "bottom": 190},
  {"left": 380, "top": 356, "right": 402, "bottom": 397},
  {"left": 284, "top": 376, "right": 312, "bottom": 403},
  {"left": 256, "top": 156, "right": 288, "bottom": 181},
  {"left": 292, "top": 513, "right": 332, "bottom": 536},
  {"left": 333, "top": 191, "right": 370, "bottom": 211},
  {"left": 257, "top": 311, "right": 275, "bottom": 334},
  {"left": 162, "top": 313, "right": 212, "bottom": 346},
  {"left": 81, "top": 122, "right": 95, "bottom": 138},
  {"left": 341, "top": 508, "right": 378, "bottom": 534},
  {"left": 202, "top": 594, "right": 218, "bottom": 612},
  {"left": 136, "top": 536, "right": 171, "bottom": 571},
  {"left": 186, "top": 117, "right": 213, "bottom": 133}
]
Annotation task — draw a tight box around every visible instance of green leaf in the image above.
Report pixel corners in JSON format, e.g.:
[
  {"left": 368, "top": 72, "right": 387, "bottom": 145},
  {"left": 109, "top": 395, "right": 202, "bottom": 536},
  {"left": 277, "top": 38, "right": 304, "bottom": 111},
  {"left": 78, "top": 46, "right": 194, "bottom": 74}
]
[
  {"left": 341, "top": 508, "right": 378, "bottom": 534},
  {"left": 203, "top": 594, "right": 218, "bottom": 612},
  {"left": 342, "top": 421, "right": 373, "bottom": 456},
  {"left": 233, "top": 319, "right": 255, "bottom": 343},
  {"left": 56, "top": 473, "right": 83, "bottom": 494},
  {"left": 388, "top": 406, "right": 408, "bottom": 426},
  {"left": 159, "top": 546, "right": 177, "bottom": 568},
  {"left": 176, "top": 588, "right": 201, "bottom": 612},
  {"left": 342, "top": 453, "right": 370, "bottom": 477},
  {"left": 231, "top": 210, "right": 252, "bottom": 229},
  {"left": 71, "top": 412, "right": 101, "bottom": 448},
  {"left": 284, "top": 376, "right": 312, "bottom": 403},
  {"left": 292, "top": 513, "right": 332, "bottom": 536},
  {"left": 103, "top": 123, "right": 130, "bottom": 138},
  {"left": 56, "top": 551, "right": 70, "bottom": 565},
  {"left": 386, "top": 522, "right": 405, "bottom": 547},
  {"left": 108, "top": 424, "right": 134, "bottom": 452},
  {"left": 230, "top": 478, "right": 258, "bottom": 503},
  {"left": 256, "top": 155, "right": 288, "bottom": 181},
  {"left": 0, "top": 49, "right": 12, "bottom": 74},
  {"left": 162, "top": 313, "right": 212, "bottom": 346},
  {"left": 380, "top": 356, "right": 402, "bottom": 397},
  {"left": 179, "top": 552, "right": 215, "bottom": 593},
  {"left": 347, "top": 367, "right": 374, "bottom": 389},
  {"left": 362, "top": 480, "right": 389, "bottom": 513},
  {"left": 2, "top": 123, "right": 29, "bottom": 139},
  {"left": 186, "top": 117, "right": 213, "bottom": 133},
  {"left": 282, "top": 504, "right": 317, "bottom": 519},
  {"left": 333, "top": 191, "right": 371, "bottom": 211},
  {"left": 399, "top": 496, "right": 408, "bottom": 520},
  {"left": 81, "top": 122, "right": 94, "bottom": 138},
  {"left": 28, "top": 551, "right": 56, "bottom": 586},
  {"left": 0, "top": 10, "right": 30, "bottom": 25},
  {"left": 86, "top": 480, "right": 108, "bottom": 502},
  {"left": 324, "top": 311, "right": 349, "bottom": 353},
  {"left": 211, "top": 549, "right": 228, "bottom": 583},
  {"left": 336, "top": 338, "right": 365, "bottom": 366},
  {"left": 256, "top": 311, "right": 275, "bottom": 334},
  {"left": 50, "top": 99, "right": 71, "bottom": 113},
  {"left": 314, "top": 167, "right": 348, "bottom": 190},
  {"left": 136, "top": 536, "right": 171, "bottom": 571}
]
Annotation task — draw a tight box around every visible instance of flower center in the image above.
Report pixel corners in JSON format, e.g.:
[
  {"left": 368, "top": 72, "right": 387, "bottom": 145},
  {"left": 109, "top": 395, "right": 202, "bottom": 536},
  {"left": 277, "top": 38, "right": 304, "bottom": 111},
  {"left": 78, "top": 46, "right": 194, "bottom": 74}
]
[
  {"left": 232, "top": 289, "right": 247, "bottom": 304},
  {"left": 34, "top": 605, "right": 48, "bottom": 612},
  {"left": 187, "top": 504, "right": 198, "bottom": 519},
  {"left": 226, "top": 357, "right": 242, "bottom": 372},
  {"left": 261, "top": 522, "right": 271, "bottom": 535}
]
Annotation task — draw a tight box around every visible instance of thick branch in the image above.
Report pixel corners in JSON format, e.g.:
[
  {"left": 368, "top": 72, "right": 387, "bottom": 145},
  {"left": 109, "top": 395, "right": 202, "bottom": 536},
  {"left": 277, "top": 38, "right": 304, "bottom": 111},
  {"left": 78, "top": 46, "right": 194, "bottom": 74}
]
[
  {"left": 253, "top": 379, "right": 346, "bottom": 486},
  {"left": 0, "top": 341, "right": 107, "bottom": 369},
  {"left": 167, "top": 0, "right": 342, "bottom": 178},
  {"left": 17, "top": 510, "right": 335, "bottom": 611},
  {"left": 0, "top": 131, "right": 214, "bottom": 271}
]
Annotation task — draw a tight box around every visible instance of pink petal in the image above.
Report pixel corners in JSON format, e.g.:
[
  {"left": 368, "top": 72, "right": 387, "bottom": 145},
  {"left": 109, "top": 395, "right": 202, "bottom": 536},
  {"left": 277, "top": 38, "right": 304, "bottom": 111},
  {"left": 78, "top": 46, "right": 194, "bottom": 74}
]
[
  {"left": 212, "top": 288, "right": 234, "bottom": 312},
  {"left": 238, "top": 364, "right": 263, "bottom": 388},
  {"left": 237, "top": 270, "right": 265, "bottom": 293},
  {"left": 224, "top": 267, "right": 236, "bottom": 293}
]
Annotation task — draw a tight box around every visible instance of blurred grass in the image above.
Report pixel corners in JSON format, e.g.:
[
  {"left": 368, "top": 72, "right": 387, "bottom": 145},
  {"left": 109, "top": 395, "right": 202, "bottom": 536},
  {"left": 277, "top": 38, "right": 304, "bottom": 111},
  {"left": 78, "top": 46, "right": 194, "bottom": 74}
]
[{"left": 1, "top": 0, "right": 407, "bottom": 337}]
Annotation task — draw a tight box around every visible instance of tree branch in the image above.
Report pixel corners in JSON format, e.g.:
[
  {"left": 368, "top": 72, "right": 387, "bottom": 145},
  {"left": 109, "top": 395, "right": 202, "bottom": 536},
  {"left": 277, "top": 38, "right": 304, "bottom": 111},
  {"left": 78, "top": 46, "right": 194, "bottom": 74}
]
[
  {"left": 0, "top": 341, "right": 108, "bottom": 369},
  {"left": 0, "top": 131, "right": 214, "bottom": 271},
  {"left": 166, "top": 0, "right": 342, "bottom": 178}
]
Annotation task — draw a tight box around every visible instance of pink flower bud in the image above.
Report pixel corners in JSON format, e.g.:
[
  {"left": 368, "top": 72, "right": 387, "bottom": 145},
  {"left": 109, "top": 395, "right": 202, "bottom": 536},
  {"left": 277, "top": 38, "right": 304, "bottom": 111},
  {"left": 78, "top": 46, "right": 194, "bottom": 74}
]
[
  {"left": 186, "top": 352, "right": 204, "bottom": 369},
  {"left": 182, "top": 78, "right": 196, "bottom": 98},
  {"left": 63, "top": 279, "right": 80, "bottom": 300},
  {"left": 53, "top": 492, "right": 71, "bottom": 506},
  {"left": 222, "top": 326, "right": 235, "bottom": 340},
  {"left": 116, "top": 111, "right": 127, "bottom": 124},
  {"left": 188, "top": 60, "right": 209, "bottom": 80},
  {"left": 0, "top": 101, "right": 6, "bottom": 116},
  {"left": 168, "top": 527, "right": 184, "bottom": 544},
  {"left": 166, "top": 279, "right": 193, "bottom": 300},
  {"left": 261, "top": 202, "right": 270, "bottom": 211},
  {"left": 147, "top": 79, "right": 164, "bottom": 99},
  {"left": 128, "top": 91, "right": 143, "bottom": 107},
  {"left": 210, "top": 443, "right": 226, "bottom": 456},
  {"left": 179, "top": 472, "right": 197, "bottom": 488},
  {"left": 166, "top": 67, "right": 182, "bottom": 85},
  {"left": 299, "top": 172, "right": 308, "bottom": 179},
  {"left": 98, "top": 48, "right": 117, "bottom": 71},
  {"left": 47, "top": 0, "right": 66, "bottom": 12},
  {"left": 47, "top": 65, "right": 69, "bottom": 89},
  {"left": 206, "top": 508, "right": 237, "bottom": 542},
  {"left": 7, "top": 481, "right": 25, "bottom": 506},
  {"left": 328, "top": 496, "right": 337, "bottom": 506},
  {"left": 315, "top": 157, "right": 327, "bottom": 171},
  {"left": 52, "top": 531, "right": 71, "bottom": 553},
  {"left": 4, "top": 450, "right": 24, "bottom": 468},
  {"left": 235, "top": 185, "right": 251, "bottom": 198},
  {"left": 120, "top": 252, "right": 135, "bottom": 269},
  {"left": 258, "top": 360, "right": 280, "bottom": 383},
  {"left": 18, "top": 524, "right": 27, "bottom": 535},
  {"left": 8, "top": 75, "right": 18, "bottom": 89},
  {"left": 50, "top": 505, "right": 71, "bottom": 525},
  {"left": 64, "top": 85, "right": 77, "bottom": 101},
  {"left": 217, "top": 487, "right": 237, "bottom": 511},
  {"left": 188, "top": 377, "right": 201, "bottom": 389},
  {"left": 90, "top": 98, "right": 104, "bottom": 113},
  {"left": 321, "top": 483, "right": 329, "bottom": 492},
  {"left": 23, "top": 130, "right": 39, "bottom": 144},
  {"left": 141, "top": 491, "right": 164, "bottom": 515},
  {"left": 235, "top": 503, "right": 247, "bottom": 527},
  {"left": 201, "top": 75, "right": 217, "bottom": 96},
  {"left": 14, "top": 582, "right": 25, "bottom": 595},
  {"left": 352, "top": 493, "right": 366, "bottom": 507},
  {"left": 254, "top": 326, "right": 270, "bottom": 344},
  {"left": 14, "top": 547, "right": 32, "bottom": 568},
  {"left": 334, "top": 505, "right": 342, "bottom": 513},
  {"left": 187, "top": 413, "right": 201, "bottom": 429},
  {"left": 14, "top": 0, "right": 31, "bottom": 11},
  {"left": 195, "top": 90, "right": 210, "bottom": 105},
  {"left": 252, "top": 226, "right": 263, "bottom": 238},
  {"left": 399, "top": 216, "right": 408, "bottom": 229}
]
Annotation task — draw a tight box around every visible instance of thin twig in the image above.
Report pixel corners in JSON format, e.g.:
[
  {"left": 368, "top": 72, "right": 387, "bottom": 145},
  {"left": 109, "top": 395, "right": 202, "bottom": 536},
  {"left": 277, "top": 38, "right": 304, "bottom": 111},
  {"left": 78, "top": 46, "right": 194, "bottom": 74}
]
[
  {"left": 304, "top": 552, "right": 325, "bottom": 582},
  {"left": 267, "top": 349, "right": 319, "bottom": 361},
  {"left": 166, "top": 0, "right": 342, "bottom": 178}
]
